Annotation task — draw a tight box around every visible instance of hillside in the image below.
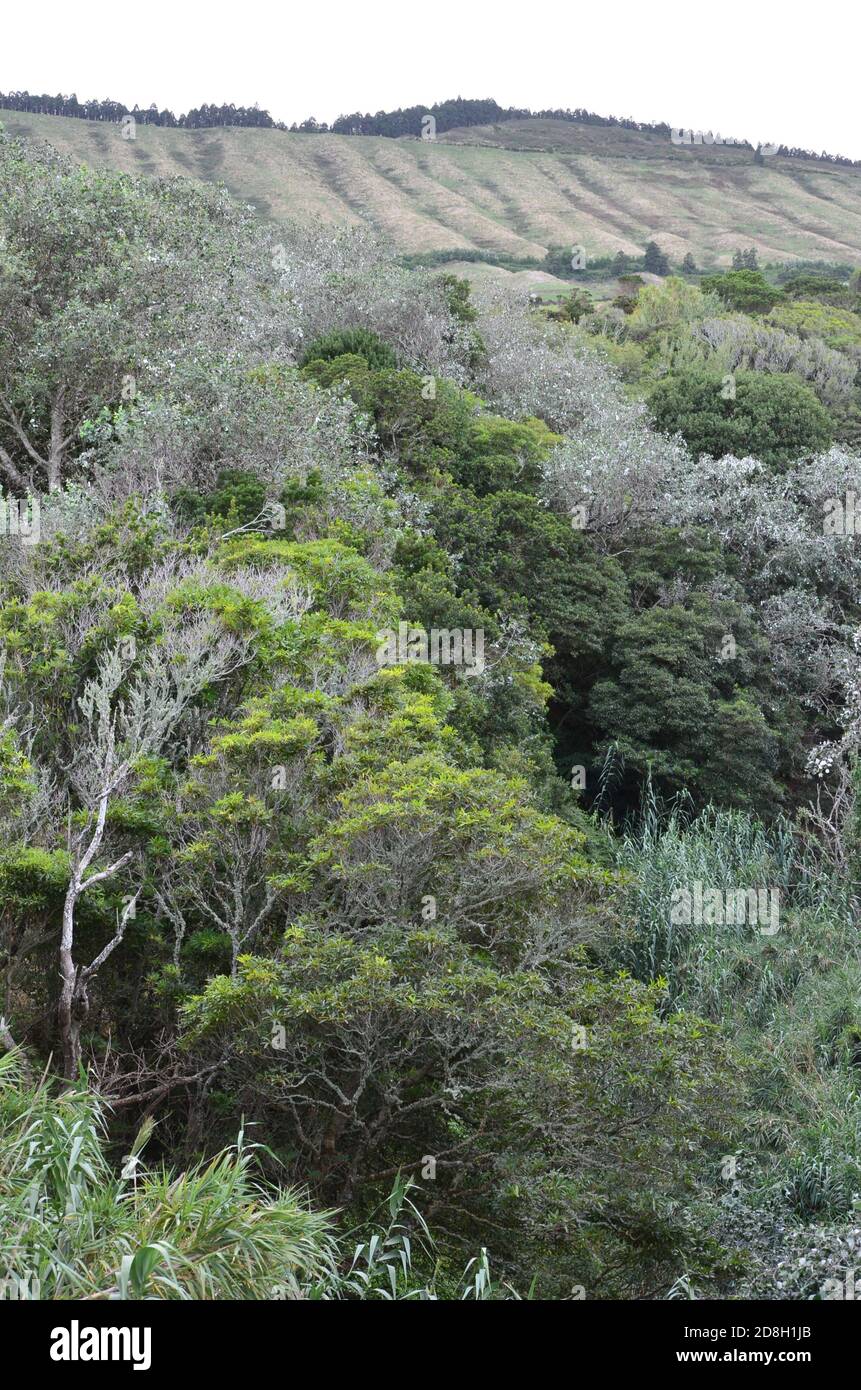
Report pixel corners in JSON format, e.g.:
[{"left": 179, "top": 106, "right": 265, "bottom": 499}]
[
  {"left": 3, "top": 108, "right": 861, "bottom": 268},
  {"left": 6, "top": 80, "right": 861, "bottom": 1324}
]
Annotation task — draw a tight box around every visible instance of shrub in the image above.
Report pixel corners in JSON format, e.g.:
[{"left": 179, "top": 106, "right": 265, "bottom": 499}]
[
  {"left": 648, "top": 368, "right": 833, "bottom": 467},
  {"left": 299, "top": 327, "right": 397, "bottom": 371},
  {"left": 700, "top": 270, "right": 784, "bottom": 314}
]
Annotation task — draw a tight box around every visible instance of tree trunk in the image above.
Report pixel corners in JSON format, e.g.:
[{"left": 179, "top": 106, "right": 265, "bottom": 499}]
[
  {"left": 58, "top": 883, "right": 82, "bottom": 1078},
  {"left": 48, "top": 389, "right": 66, "bottom": 493},
  {"left": 0, "top": 443, "right": 27, "bottom": 491}
]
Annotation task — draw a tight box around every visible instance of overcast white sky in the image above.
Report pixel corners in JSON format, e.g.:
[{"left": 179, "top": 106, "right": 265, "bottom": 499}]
[{"left": 2, "top": 0, "right": 859, "bottom": 157}]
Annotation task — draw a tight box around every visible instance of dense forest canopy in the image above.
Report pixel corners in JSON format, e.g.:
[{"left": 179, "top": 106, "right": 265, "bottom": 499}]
[{"left": 2, "top": 120, "right": 861, "bottom": 1304}]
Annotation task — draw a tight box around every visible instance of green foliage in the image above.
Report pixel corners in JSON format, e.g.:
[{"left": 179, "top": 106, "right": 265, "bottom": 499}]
[
  {"left": 612, "top": 273, "right": 646, "bottom": 313},
  {"left": 300, "top": 352, "right": 375, "bottom": 407},
  {"left": 172, "top": 468, "right": 269, "bottom": 528},
  {"left": 299, "top": 327, "right": 397, "bottom": 371},
  {"left": 588, "top": 596, "right": 783, "bottom": 810},
  {"left": 430, "top": 487, "right": 628, "bottom": 680},
  {"left": 700, "top": 270, "right": 784, "bottom": 313},
  {"left": 767, "top": 297, "right": 861, "bottom": 352},
  {"left": 0, "top": 728, "right": 36, "bottom": 823},
  {"left": 647, "top": 368, "right": 833, "bottom": 467},
  {"left": 543, "top": 244, "right": 581, "bottom": 278},
  {"left": 303, "top": 359, "right": 560, "bottom": 496},
  {"left": 643, "top": 241, "right": 670, "bottom": 276},
  {"left": 182, "top": 920, "right": 736, "bottom": 1297},
  {"left": 553, "top": 288, "right": 595, "bottom": 324},
  {"left": 0, "top": 1051, "right": 336, "bottom": 1299},
  {"left": 433, "top": 272, "right": 479, "bottom": 325},
  {"left": 782, "top": 273, "right": 848, "bottom": 302},
  {"left": 625, "top": 277, "right": 723, "bottom": 341},
  {"left": 311, "top": 1176, "right": 507, "bottom": 1299},
  {"left": 5, "top": 126, "right": 861, "bottom": 1304},
  {"left": 614, "top": 796, "right": 861, "bottom": 1272}
]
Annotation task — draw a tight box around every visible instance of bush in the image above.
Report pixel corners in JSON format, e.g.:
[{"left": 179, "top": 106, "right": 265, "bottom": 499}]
[
  {"left": 700, "top": 270, "right": 784, "bottom": 314},
  {"left": 782, "top": 274, "right": 848, "bottom": 303},
  {"left": 767, "top": 298, "right": 861, "bottom": 353},
  {"left": 299, "top": 327, "right": 397, "bottom": 371},
  {"left": 648, "top": 368, "right": 833, "bottom": 467}
]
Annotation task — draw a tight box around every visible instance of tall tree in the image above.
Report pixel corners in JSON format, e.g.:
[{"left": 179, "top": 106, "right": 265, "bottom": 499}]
[
  {"left": 643, "top": 241, "right": 669, "bottom": 276},
  {"left": 0, "top": 132, "right": 284, "bottom": 493}
]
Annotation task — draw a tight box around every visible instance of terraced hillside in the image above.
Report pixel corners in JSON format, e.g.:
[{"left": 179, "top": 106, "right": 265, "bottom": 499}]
[{"left": 3, "top": 108, "right": 861, "bottom": 268}]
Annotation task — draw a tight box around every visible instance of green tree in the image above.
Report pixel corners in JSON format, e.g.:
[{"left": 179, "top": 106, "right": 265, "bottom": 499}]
[
  {"left": 430, "top": 487, "right": 628, "bottom": 680},
  {"left": 700, "top": 269, "right": 783, "bottom": 313},
  {"left": 588, "top": 596, "right": 783, "bottom": 810},
  {"left": 644, "top": 241, "right": 670, "bottom": 276},
  {"left": 433, "top": 272, "right": 478, "bottom": 324},
  {"left": 782, "top": 273, "right": 849, "bottom": 303},
  {"left": 555, "top": 288, "right": 595, "bottom": 324},
  {"left": 0, "top": 131, "right": 278, "bottom": 493},
  {"left": 767, "top": 298, "right": 861, "bottom": 351},
  {"left": 648, "top": 368, "right": 833, "bottom": 467}
]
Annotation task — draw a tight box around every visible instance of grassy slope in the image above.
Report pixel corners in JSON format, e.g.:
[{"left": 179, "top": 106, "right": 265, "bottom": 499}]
[{"left": 3, "top": 110, "right": 861, "bottom": 268}]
